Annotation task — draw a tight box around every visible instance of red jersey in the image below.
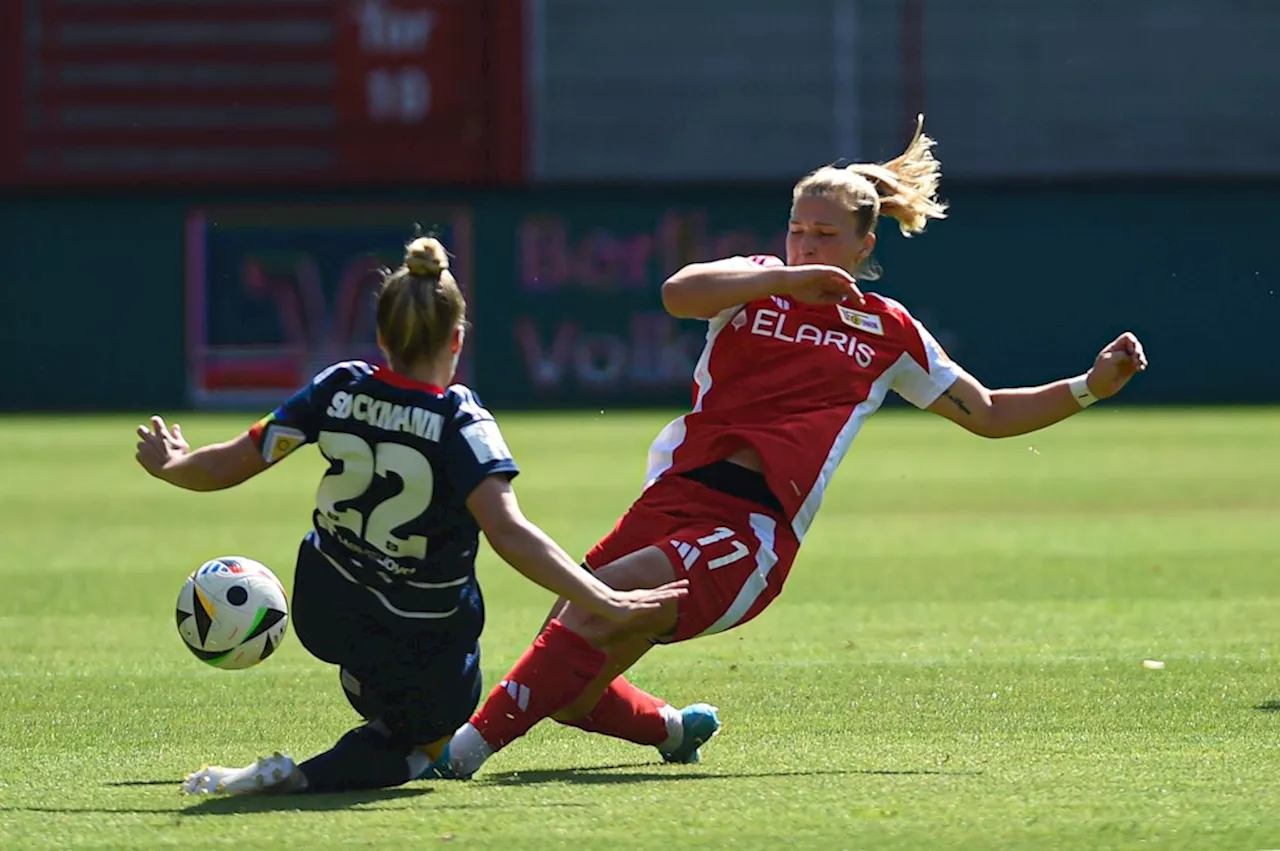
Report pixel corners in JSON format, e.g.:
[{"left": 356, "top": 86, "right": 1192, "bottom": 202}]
[{"left": 645, "top": 254, "right": 962, "bottom": 542}]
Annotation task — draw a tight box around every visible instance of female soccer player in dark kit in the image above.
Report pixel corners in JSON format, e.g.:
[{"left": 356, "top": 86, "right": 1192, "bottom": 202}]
[
  {"left": 425, "top": 116, "right": 1148, "bottom": 778},
  {"left": 134, "top": 236, "right": 688, "bottom": 796}
]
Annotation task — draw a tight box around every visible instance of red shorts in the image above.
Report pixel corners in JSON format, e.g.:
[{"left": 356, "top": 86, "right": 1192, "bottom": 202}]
[{"left": 584, "top": 475, "right": 800, "bottom": 643}]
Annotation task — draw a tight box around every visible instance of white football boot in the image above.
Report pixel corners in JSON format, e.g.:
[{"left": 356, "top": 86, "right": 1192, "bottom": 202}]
[{"left": 183, "top": 752, "right": 301, "bottom": 795}]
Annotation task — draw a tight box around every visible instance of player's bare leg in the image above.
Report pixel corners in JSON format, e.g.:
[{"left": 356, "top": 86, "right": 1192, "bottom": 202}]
[
  {"left": 431, "top": 548, "right": 710, "bottom": 778},
  {"left": 557, "top": 548, "right": 679, "bottom": 644},
  {"left": 553, "top": 555, "right": 722, "bottom": 761},
  {"left": 538, "top": 596, "right": 569, "bottom": 633},
  {"left": 527, "top": 555, "right": 721, "bottom": 762}
]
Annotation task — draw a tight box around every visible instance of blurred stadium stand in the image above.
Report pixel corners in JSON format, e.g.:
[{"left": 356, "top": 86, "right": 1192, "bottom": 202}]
[
  {"left": 0, "top": 0, "right": 1276, "bottom": 411},
  {"left": 530, "top": 0, "right": 1280, "bottom": 181}
]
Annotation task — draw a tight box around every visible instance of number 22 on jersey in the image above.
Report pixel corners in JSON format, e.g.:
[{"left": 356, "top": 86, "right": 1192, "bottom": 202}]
[{"left": 315, "top": 431, "right": 434, "bottom": 560}]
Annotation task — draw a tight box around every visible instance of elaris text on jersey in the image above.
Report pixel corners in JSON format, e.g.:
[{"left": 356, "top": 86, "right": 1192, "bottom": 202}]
[{"left": 742, "top": 307, "right": 877, "bottom": 369}]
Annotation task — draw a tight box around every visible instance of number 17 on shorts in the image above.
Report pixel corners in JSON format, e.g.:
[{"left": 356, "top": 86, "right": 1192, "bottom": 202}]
[{"left": 659, "top": 512, "right": 799, "bottom": 643}]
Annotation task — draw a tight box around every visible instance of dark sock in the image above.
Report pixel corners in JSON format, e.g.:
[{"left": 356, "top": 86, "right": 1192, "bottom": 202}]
[{"left": 296, "top": 723, "right": 413, "bottom": 793}]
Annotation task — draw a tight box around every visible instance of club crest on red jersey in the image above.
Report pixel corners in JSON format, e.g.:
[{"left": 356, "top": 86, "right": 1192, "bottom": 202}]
[{"left": 836, "top": 305, "right": 885, "bottom": 335}]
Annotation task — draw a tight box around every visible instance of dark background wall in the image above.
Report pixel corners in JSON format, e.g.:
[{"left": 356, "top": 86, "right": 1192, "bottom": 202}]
[
  {"left": 3, "top": 182, "right": 1275, "bottom": 412},
  {"left": 3, "top": 1, "right": 1278, "bottom": 412}
]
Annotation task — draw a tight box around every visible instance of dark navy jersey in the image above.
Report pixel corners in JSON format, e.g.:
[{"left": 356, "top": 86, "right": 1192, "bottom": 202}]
[{"left": 248, "top": 360, "right": 519, "bottom": 638}]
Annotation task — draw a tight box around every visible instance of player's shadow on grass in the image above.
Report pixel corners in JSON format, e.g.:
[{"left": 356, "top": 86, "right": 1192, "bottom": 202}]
[
  {"left": 104, "top": 780, "right": 177, "bottom": 787},
  {"left": 181, "top": 787, "right": 431, "bottom": 816},
  {"left": 482, "top": 762, "right": 981, "bottom": 786},
  {"left": 1254, "top": 700, "right": 1280, "bottom": 712},
  {"left": 6, "top": 787, "right": 433, "bottom": 817}
]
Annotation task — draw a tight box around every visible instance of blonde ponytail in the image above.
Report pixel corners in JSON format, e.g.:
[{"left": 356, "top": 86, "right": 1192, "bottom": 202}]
[{"left": 847, "top": 114, "right": 947, "bottom": 237}]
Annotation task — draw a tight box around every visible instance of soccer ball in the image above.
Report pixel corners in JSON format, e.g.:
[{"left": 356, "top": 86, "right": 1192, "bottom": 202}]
[{"left": 175, "top": 556, "right": 289, "bottom": 670}]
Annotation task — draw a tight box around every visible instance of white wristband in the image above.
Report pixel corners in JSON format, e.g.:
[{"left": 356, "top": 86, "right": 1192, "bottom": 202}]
[{"left": 1068, "top": 374, "right": 1098, "bottom": 409}]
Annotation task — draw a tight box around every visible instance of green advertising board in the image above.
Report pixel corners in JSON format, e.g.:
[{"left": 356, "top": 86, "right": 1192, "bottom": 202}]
[
  {"left": 0, "top": 185, "right": 1276, "bottom": 411},
  {"left": 472, "top": 194, "right": 787, "bottom": 408},
  {"left": 186, "top": 203, "right": 474, "bottom": 409}
]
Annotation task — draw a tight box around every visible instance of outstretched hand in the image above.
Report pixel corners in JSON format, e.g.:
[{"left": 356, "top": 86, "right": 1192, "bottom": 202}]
[
  {"left": 596, "top": 580, "right": 690, "bottom": 624},
  {"left": 1086, "top": 332, "right": 1148, "bottom": 399},
  {"left": 135, "top": 415, "right": 190, "bottom": 478}
]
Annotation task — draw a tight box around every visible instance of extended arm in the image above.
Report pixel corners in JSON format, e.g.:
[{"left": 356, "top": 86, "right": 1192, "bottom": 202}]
[
  {"left": 928, "top": 332, "right": 1148, "bottom": 438},
  {"left": 467, "top": 476, "right": 686, "bottom": 621},
  {"left": 929, "top": 372, "right": 1090, "bottom": 438},
  {"left": 135, "top": 417, "right": 268, "bottom": 491}
]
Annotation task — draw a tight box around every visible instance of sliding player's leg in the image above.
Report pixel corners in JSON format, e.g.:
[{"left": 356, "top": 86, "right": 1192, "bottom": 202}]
[
  {"left": 529, "top": 567, "right": 678, "bottom": 751},
  {"left": 545, "top": 571, "right": 723, "bottom": 763},
  {"left": 531, "top": 585, "right": 715, "bottom": 760},
  {"left": 183, "top": 540, "right": 350, "bottom": 795},
  {"left": 304, "top": 640, "right": 482, "bottom": 791},
  {"left": 186, "top": 645, "right": 482, "bottom": 796},
  {"left": 553, "top": 649, "right": 720, "bottom": 764},
  {"left": 552, "top": 638, "right": 674, "bottom": 745},
  {"left": 184, "top": 542, "right": 482, "bottom": 796},
  {"left": 182, "top": 677, "right": 416, "bottom": 797},
  {"left": 434, "top": 547, "right": 679, "bottom": 778},
  {"left": 437, "top": 508, "right": 789, "bottom": 778},
  {"left": 548, "top": 505, "right": 796, "bottom": 764}
]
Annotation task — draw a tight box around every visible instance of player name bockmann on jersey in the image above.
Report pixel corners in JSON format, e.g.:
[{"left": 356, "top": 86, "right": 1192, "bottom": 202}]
[
  {"left": 249, "top": 360, "right": 519, "bottom": 636},
  {"left": 324, "top": 391, "right": 446, "bottom": 442}
]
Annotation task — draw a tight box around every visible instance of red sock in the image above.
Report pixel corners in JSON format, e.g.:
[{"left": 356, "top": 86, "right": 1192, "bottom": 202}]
[
  {"left": 561, "top": 676, "right": 674, "bottom": 747},
  {"left": 469, "top": 619, "right": 606, "bottom": 751}
]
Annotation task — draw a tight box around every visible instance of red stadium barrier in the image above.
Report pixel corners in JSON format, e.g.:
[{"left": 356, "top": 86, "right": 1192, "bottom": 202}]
[
  {"left": 2, "top": 0, "right": 524, "bottom": 187},
  {"left": 0, "top": 1, "right": 22, "bottom": 184},
  {"left": 334, "top": 0, "right": 489, "bottom": 182},
  {"left": 483, "top": 0, "right": 527, "bottom": 184}
]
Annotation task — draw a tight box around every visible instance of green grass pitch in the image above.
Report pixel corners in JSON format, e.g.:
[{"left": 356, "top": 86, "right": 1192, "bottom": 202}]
[{"left": 0, "top": 407, "right": 1278, "bottom": 849}]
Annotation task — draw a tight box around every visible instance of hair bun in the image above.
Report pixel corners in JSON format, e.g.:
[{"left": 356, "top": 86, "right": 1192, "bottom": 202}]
[{"left": 404, "top": 237, "right": 449, "bottom": 277}]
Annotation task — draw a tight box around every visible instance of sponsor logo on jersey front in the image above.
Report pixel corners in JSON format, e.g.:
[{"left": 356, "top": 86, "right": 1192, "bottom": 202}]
[
  {"left": 750, "top": 307, "right": 876, "bottom": 368},
  {"left": 315, "top": 512, "right": 423, "bottom": 578},
  {"left": 836, "top": 305, "right": 885, "bottom": 335}
]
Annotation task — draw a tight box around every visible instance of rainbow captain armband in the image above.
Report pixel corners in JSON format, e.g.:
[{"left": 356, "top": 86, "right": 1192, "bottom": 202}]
[{"left": 248, "top": 414, "right": 308, "bottom": 464}]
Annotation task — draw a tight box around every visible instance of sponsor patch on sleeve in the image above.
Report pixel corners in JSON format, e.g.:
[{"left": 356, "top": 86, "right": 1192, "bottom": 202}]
[
  {"left": 261, "top": 424, "right": 308, "bottom": 464},
  {"left": 461, "top": 420, "right": 512, "bottom": 465}
]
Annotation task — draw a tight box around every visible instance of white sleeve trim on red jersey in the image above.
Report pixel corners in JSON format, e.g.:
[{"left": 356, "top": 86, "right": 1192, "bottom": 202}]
[
  {"left": 890, "top": 316, "right": 963, "bottom": 409},
  {"left": 708, "top": 303, "right": 744, "bottom": 332},
  {"left": 644, "top": 294, "right": 740, "bottom": 487}
]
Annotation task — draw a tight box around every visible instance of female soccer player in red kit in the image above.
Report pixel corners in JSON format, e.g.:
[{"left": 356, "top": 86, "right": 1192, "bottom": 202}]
[{"left": 426, "top": 116, "right": 1149, "bottom": 778}]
